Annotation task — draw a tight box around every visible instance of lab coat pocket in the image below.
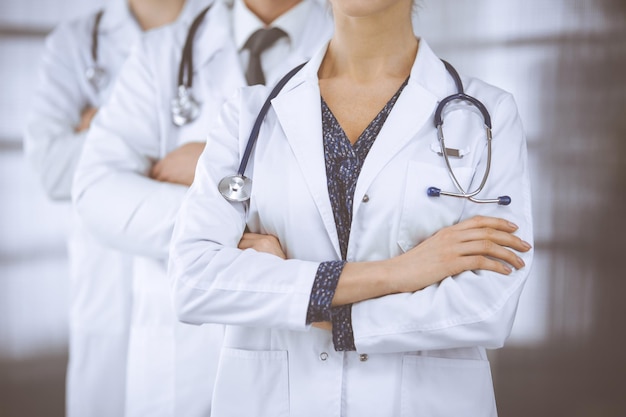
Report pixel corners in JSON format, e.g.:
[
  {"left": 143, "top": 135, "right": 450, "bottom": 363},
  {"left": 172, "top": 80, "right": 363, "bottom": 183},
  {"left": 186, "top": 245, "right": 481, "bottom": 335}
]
[
  {"left": 401, "top": 355, "right": 497, "bottom": 417},
  {"left": 211, "top": 348, "right": 290, "bottom": 417},
  {"left": 397, "top": 162, "right": 473, "bottom": 253}
]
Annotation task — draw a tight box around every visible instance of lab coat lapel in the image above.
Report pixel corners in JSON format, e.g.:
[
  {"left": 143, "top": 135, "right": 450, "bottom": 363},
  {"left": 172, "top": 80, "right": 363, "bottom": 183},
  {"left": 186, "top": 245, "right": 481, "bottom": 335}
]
[
  {"left": 353, "top": 40, "right": 448, "bottom": 208},
  {"left": 271, "top": 75, "right": 342, "bottom": 259},
  {"left": 191, "top": 2, "right": 230, "bottom": 70}
]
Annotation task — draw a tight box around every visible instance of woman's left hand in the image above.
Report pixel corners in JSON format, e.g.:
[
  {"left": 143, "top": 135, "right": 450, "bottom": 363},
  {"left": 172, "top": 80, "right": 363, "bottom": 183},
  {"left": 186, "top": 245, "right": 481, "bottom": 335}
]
[{"left": 238, "top": 233, "right": 286, "bottom": 259}]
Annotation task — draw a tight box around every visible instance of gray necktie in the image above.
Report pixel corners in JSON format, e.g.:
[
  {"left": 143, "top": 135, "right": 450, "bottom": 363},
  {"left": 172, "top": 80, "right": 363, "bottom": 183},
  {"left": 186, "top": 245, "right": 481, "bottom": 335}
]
[{"left": 244, "top": 27, "right": 287, "bottom": 86}]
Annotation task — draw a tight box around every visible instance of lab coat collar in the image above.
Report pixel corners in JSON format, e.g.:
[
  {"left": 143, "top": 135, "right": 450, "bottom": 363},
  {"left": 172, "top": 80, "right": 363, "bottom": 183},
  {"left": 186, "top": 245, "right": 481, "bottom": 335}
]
[
  {"left": 101, "top": 0, "right": 212, "bottom": 49},
  {"left": 285, "top": 39, "right": 448, "bottom": 98},
  {"left": 268, "top": 42, "right": 338, "bottom": 258},
  {"left": 98, "top": 0, "right": 141, "bottom": 57},
  {"left": 100, "top": 0, "right": 139, "bottom": 33},
  {"left": 354, "top": 39, "right": 447, "bottom": 208},
  {"left": 187, "top": 0, "right": 330, "bottom": 81},
  {"left": 271, "top": 39, "right": 449, "bottom": 256},
  {"left": 188, "top": 0, "right": 238, "bottom": 74}
]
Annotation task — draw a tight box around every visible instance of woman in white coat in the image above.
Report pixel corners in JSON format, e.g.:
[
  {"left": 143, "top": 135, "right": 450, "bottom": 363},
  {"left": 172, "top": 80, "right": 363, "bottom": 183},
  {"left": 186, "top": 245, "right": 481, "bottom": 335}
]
[
  {"left": 23, "top": 0, "right": 193, "bottom": 415},
  {"left": 72, "top": 0, "right": 332, "bottom": 415},
  {"left": 169, "top": 0, "right": 533, "bottom": 416}
]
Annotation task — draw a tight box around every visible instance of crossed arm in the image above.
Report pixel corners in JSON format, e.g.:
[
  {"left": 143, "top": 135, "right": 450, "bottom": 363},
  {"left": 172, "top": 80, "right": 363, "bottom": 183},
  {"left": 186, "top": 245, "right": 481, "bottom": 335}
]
[{"left": 238, "top": 215, "right": 530, "bottom": 329}]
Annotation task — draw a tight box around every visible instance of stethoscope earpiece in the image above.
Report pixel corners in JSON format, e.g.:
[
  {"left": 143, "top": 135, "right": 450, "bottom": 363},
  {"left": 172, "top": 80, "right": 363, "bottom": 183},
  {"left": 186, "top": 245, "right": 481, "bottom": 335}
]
[
  {"left": 171, "top": 86, "right": 201, "bottom": 126},
  {"left": 218, "top": 175, "right": 253, "bottom": 202}
]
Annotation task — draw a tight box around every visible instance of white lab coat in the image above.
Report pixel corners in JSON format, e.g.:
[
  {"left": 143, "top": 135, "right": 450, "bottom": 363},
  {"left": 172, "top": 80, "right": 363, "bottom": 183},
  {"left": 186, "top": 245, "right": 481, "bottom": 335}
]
[
  {"left": 72, "top": 1, "right": 333, "bottom": 416},
  {"left": 22, "top": 1, "right": 140, "bottom": 415},
  {"left": 169, "top": 39, "right": 534, "bottom": 417}
]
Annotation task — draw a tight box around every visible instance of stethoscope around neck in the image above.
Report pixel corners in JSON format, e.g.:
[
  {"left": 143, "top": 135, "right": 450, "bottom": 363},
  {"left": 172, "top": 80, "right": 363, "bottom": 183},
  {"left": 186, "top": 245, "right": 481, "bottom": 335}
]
[
  {"left": 85, "top": 10, "right": 107, "bottom": 90},
  {"left": 85, "top": 6, "right": 212, "bottom": 126},
  {"left": 219, "top": 62, "right": 307, "bottom": 202},
  {"left": 427, "top": 60, "right": 511, "bottom": 205},
  {"left": 170, "top": 5, "right": 212, "bottom": 126},
  {"left": 218, "top": 60, "right": 511, "bottom": 206}
]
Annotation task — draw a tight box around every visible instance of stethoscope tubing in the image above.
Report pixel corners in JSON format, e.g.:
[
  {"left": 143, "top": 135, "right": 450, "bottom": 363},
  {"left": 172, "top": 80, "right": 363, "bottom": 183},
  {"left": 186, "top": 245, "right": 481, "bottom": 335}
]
[
  {"left": 91, "top": 10, "right": 104, "bottom": 65},
  {"left": 85, "top": 9, "right": 107, "bottom": 90},
  {"left": 219, "top": 59, "right": 511, "bottom": 206},
  {"left": 430, "top": 60, "right": 510, "bottom": 206},
  {"left": 178, "top": 5, "right": 212, "bottom": 90},
  {"left": 236, "top": 62, "right": 307, "bottom": 176}
]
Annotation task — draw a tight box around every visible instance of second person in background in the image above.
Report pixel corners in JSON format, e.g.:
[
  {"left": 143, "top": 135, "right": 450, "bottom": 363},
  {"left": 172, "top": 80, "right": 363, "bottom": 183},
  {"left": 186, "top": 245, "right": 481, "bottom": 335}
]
[
  {"left": 72, "top": 0, "right": 333, "bottom": 416},
  {"left": 24, "top": 0, "right": 202, "bottom": 415}
]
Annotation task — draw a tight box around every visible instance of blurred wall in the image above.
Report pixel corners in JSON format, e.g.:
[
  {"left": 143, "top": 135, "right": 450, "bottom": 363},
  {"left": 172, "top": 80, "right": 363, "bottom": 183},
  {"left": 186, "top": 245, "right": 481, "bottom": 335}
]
[
  {"left": 0, "top": 1, "right": 103, "bottom": 416},
  {"left": 1, "top": 0, "right": 625, "bottom": 416},
  {"left": 415, "top": 1, "right": 626, "bottom": 415}
]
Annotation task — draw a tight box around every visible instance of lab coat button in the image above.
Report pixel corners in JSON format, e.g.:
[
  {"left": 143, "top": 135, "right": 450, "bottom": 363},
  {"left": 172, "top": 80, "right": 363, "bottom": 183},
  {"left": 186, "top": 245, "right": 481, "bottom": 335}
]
[
  {"left": 362, "top": 194, "right": 370, "bottom": 203},
  {"left": 319, "top": 352, "right": 329, "bottom": 361},
  {"left": 359, "top": 353, "right": 369, "bottom": 362}
]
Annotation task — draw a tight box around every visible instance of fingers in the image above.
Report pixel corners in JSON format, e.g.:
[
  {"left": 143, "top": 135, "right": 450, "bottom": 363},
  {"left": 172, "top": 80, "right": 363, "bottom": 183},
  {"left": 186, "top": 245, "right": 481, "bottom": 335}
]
[
  {"left": 457, "top": 240, "right": 525, "bottom": 270},
  {"left": 75, "top": 107, "right": 98, "bottom": 132},
  {"left": 453, "top": 215, "right": 519, "bottom": 233},
  {"left": 458, "top": 227, "right": 531, "bottom": 253},
  {"left": 458, "top": 255, "right": 515, "bottom": 276}
]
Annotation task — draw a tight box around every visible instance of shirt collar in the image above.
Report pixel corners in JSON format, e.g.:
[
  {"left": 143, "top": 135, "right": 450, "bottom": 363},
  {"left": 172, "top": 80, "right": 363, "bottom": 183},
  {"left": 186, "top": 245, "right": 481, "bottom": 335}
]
[{"left": 233, "top": 0, "right": 312, "bottom": 51}]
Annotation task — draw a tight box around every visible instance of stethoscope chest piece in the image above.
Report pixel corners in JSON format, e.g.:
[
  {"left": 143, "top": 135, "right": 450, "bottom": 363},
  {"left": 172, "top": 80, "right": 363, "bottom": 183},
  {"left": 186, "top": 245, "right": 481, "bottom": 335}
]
[
  {"left": 85, "top": 65, "right": 108, "bottom": 90},
  {"left": 219, "top": 175, "right": 252, "bottom": 202},
  {"left": 171, "top": 85, "right": 201, "bottom": 126}
]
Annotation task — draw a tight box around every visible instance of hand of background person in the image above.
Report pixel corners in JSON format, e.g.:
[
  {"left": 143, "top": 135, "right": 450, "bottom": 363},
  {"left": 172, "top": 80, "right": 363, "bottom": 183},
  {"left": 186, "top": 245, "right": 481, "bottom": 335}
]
[
  {"left": 387, "top": 215, "right": 531, "bottom": 294},
  {"left": 238, "top": 232, "right": 286, "bottom": 259},
  {"left": 150, "top": 142, "right": 205, "bottom": 186},
  {"left": 75, "top": 106, "right": 98, "bottom": 133}
]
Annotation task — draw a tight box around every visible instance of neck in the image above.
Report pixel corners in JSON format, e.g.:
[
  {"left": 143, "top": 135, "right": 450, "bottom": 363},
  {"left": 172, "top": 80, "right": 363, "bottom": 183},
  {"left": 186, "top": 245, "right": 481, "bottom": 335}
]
[
  {"left": 129, "top": 0, "right": 186, "bottom": 31},
  {"left": 320, "top": 2, "right": 417, "bottom": 83},
  {"left": 244, "top": 0, "right": 301, "bottom": 25}
]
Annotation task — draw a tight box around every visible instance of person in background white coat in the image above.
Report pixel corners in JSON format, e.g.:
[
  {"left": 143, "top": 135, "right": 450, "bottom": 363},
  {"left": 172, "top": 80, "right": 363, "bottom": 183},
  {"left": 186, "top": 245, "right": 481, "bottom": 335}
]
[
  {"left": 168, "top": 0, "right": 534, "bottom": 416},
  {"left": 23, "top": 0, "right": 194, "bottom": 416},
  {"left": 72, "top": 0, "right": 332, "bottom": 415}
]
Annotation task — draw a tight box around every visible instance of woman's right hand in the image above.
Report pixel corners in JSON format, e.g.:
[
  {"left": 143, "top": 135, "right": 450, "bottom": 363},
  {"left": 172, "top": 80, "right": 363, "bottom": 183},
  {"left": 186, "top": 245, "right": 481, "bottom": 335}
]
[{"left": 387, "top": 216, "right": 532, "bottom": 294}]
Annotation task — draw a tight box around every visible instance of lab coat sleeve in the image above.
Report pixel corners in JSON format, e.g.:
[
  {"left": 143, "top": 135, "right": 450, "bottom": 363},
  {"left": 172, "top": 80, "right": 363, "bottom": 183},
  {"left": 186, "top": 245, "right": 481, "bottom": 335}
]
[
  {"left": 350, "top": 93, "right": 534, "bottom": 353},
  {"left": 72, "top": 38, "right": 187, "bottom": 259},
  {"left": 23, "top": 23, "right": 90, "bottom": 201},
  {"left": 169, "top": 89, "right": 320, "bottom": 330}
]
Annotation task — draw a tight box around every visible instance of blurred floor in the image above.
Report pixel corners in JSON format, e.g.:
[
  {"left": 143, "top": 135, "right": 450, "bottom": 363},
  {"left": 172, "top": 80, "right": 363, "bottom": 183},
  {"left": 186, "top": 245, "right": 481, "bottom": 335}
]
[
  {"left": 1, "top": 0, "right": 626, "bottom": 416},
  {"left": 0, "top": 354, "right": 67, "bottom": 417}
]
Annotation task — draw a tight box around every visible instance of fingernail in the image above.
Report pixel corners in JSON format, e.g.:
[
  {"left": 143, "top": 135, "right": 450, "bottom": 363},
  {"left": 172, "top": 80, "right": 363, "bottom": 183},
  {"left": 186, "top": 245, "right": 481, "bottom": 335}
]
[
  {"left": 517, "top": 256, "right": 525, "bottom": 268},
  {"left": 507, "top": 221, "right": 519, "bottom": 230},
  {"left": 503, "top": 265, "right": 513, "bottom": 274},
  {"left": 522, "top": 241, "right": 532, "bottom": 250}
]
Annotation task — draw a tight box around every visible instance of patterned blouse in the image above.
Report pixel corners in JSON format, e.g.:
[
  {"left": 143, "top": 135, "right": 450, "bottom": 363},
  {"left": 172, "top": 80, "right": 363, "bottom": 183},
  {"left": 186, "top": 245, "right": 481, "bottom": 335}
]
[{"left": 305, "top": 78, "right": 409, "bottom": 351}]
